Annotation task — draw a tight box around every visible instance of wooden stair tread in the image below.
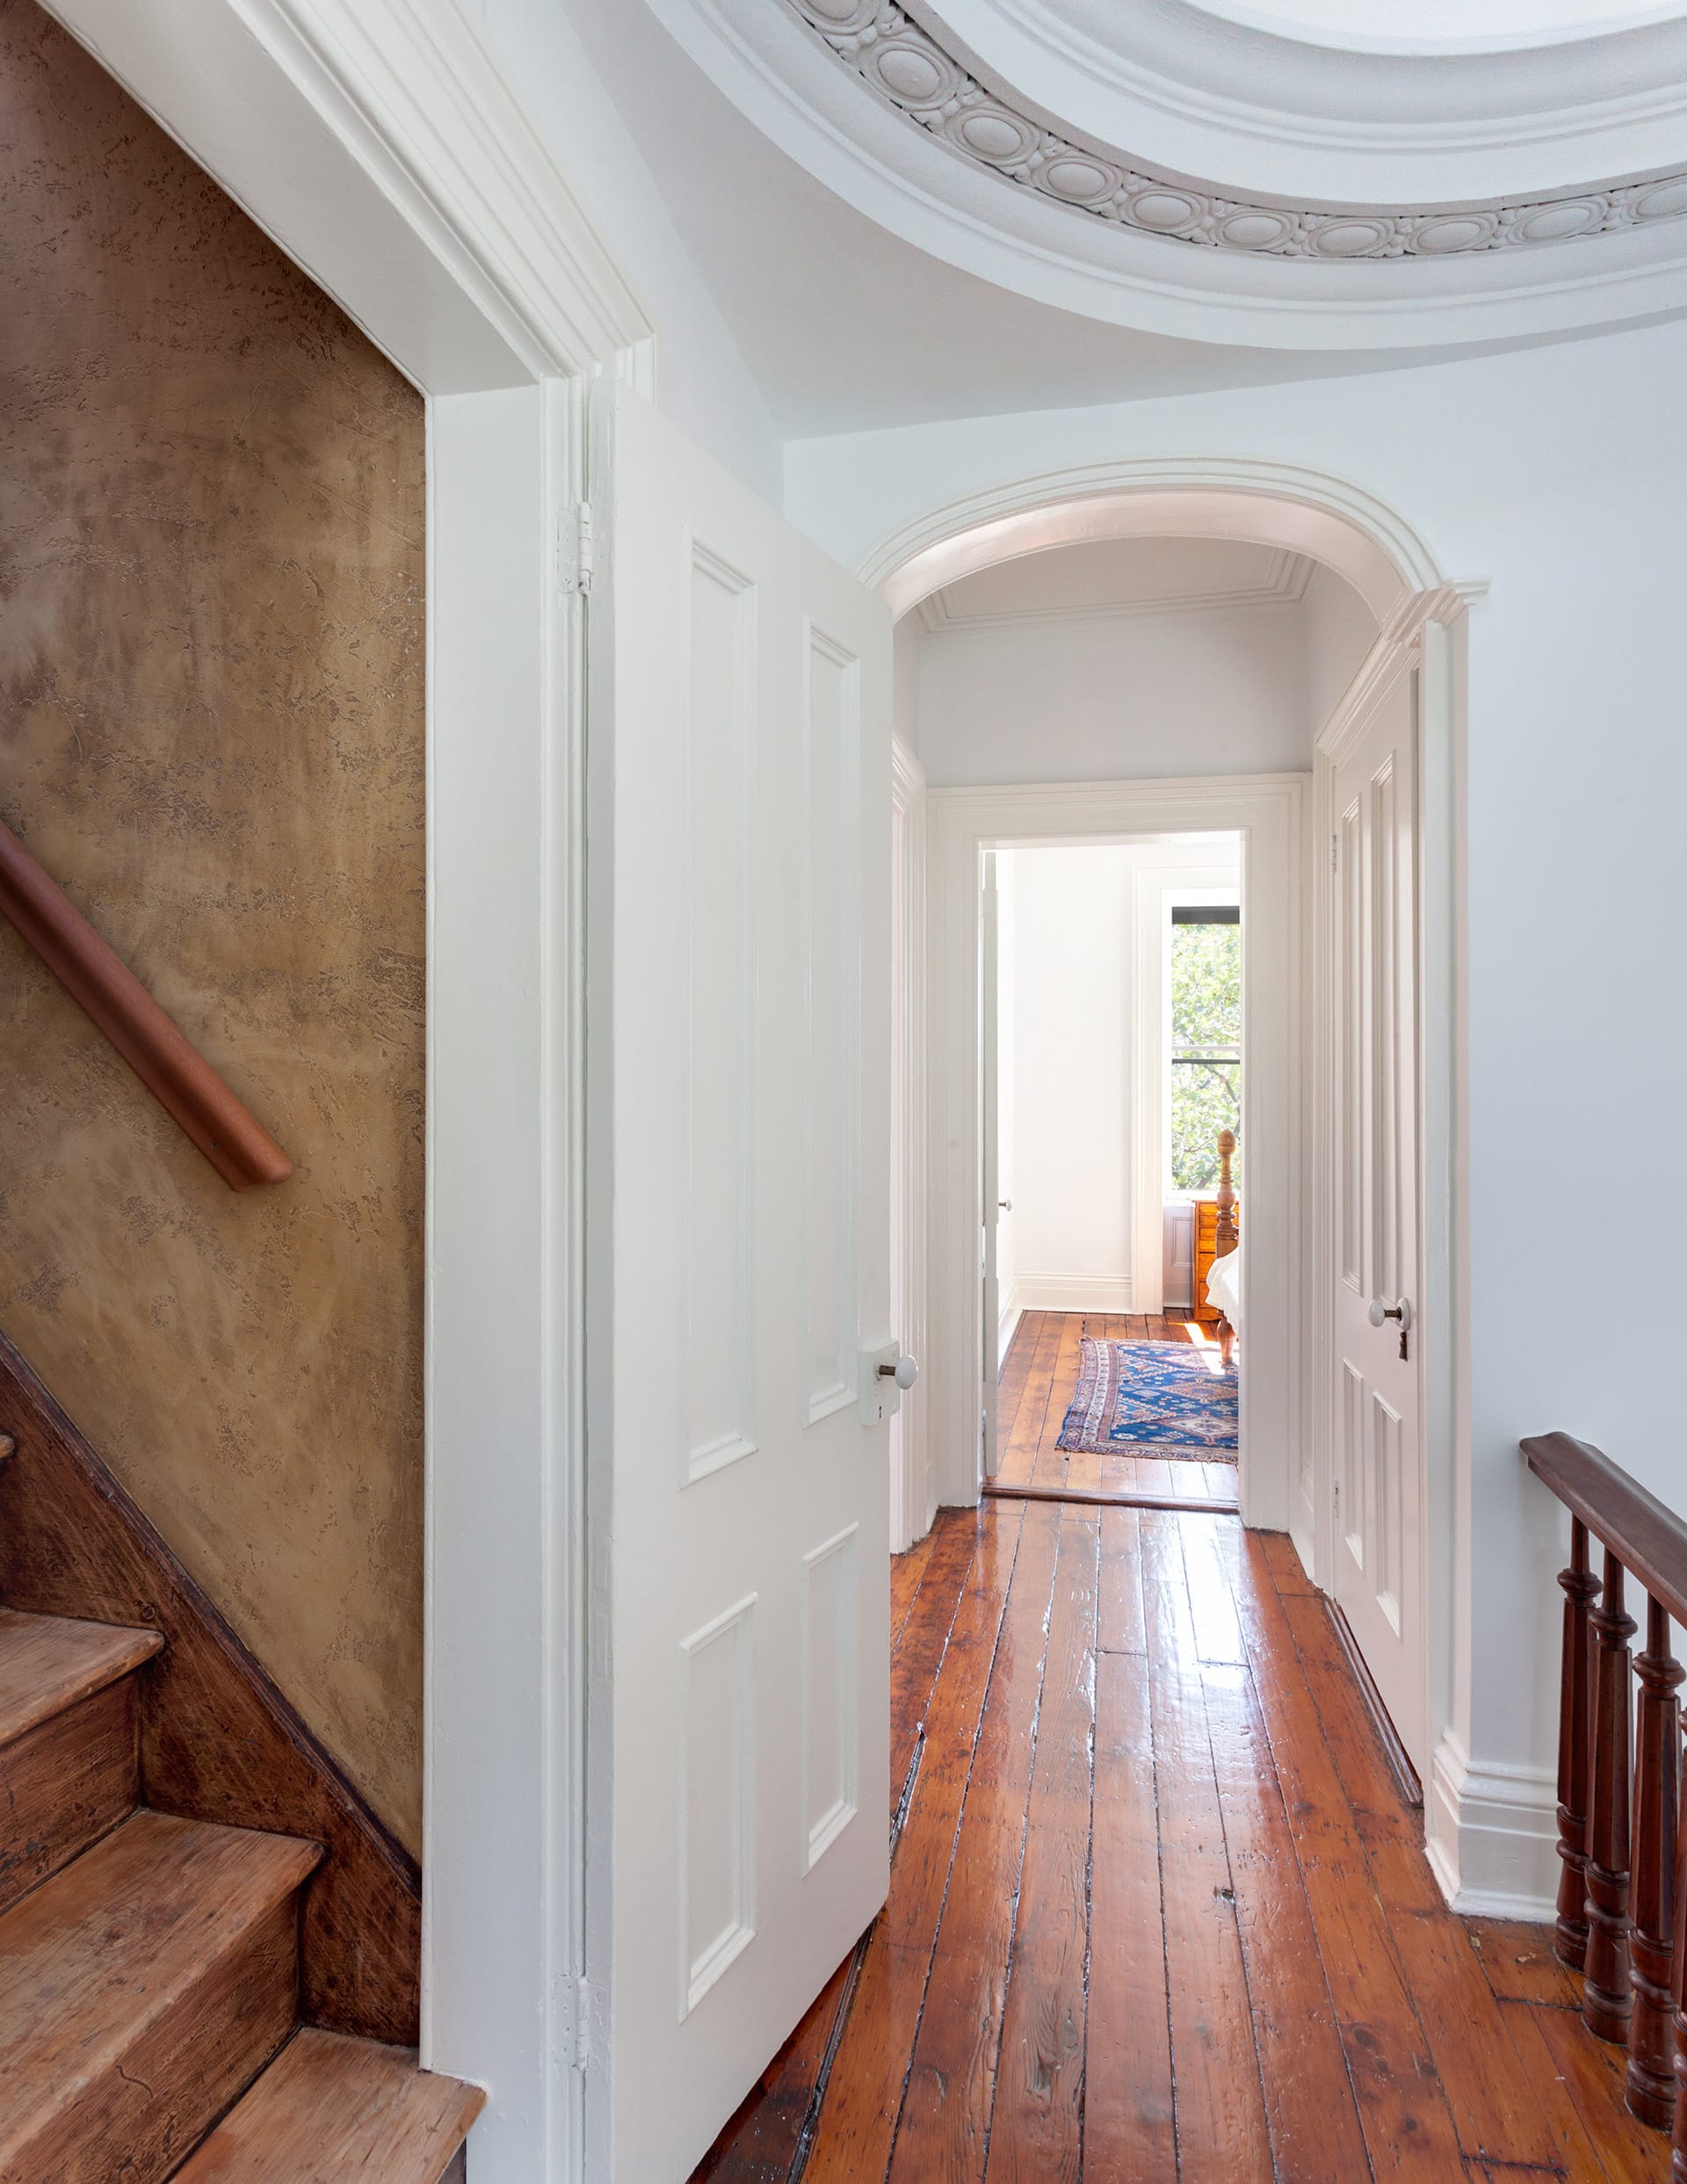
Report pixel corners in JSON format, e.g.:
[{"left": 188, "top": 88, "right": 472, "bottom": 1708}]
[
  {"left": 0, "top": 1602, "right": 163, "bottom": 1746},
  {"left": 170, "top": 2028, "right": 486, "bottom": 2181},
  {"left": 0, "top": 1807, "right": 322, "bottom": 2152}
]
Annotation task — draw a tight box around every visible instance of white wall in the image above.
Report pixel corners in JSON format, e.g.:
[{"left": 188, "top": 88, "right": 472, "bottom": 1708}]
[
  {"left": 467, "top": 0, "right": 781, "bottom": 497},
  {"left": 1005, "top": 846, "right": 1133, "bottom": 1310},
  {"left": 996, "top": 842, "right": 1242, "bottom": 1319},
  {"left": 1304, "top": 562, "right": 1380, "bottom": 731},
  {"left": 916, "top": 603, "right": 1310, "bottom": 786},
  {"left": 786, "top": 314, "right": 1687, "bottom": 1881}
]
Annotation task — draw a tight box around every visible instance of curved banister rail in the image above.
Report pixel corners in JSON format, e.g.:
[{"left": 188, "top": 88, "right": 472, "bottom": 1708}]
[
  {"left": 1522, "top": 1430, "right": 1687, "bottom": 2153},
  {"left": 0, "top": 816, "right": 291, "bottom": 1192},
  {"left": 1524, "top": 1433, "right": 1687, "bottom": 1626}
]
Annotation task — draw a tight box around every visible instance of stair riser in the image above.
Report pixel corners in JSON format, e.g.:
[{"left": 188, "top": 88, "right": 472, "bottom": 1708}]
[
  {"left": 0, "top": 1677, "right": 140, "bottom": 1915},
  {"left": 0, "top": 1894, "right": 300, "bottom": 2184}
]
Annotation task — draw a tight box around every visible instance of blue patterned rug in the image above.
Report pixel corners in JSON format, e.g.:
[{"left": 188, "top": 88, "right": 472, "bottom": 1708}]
[{"left": 1056, "top": 1339, "right": 1238, "bottom": 1458}]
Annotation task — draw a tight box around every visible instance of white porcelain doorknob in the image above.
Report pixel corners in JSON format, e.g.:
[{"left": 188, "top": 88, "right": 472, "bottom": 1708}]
[{"left": 880, "top": 1353, "right": 919, "bottom": 1390}]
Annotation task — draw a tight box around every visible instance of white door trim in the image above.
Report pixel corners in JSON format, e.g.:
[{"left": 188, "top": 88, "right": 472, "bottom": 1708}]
[
  {"left": 889, "top": 736, "right": 930, "bottom": 1551},
  {"left": 33, "top": 6, "right": 654, "bottom": 2177},
  {"left": 1308, "top": 585, "right": 1515, "bottom": 1911},
  {"left": 926, "top": 776, "right": 1307, "bottom": 1534}
]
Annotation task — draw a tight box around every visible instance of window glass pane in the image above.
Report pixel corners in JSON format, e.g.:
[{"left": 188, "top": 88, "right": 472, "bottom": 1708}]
[{"left": 1169, "top": 918, "right": 1242, "bottom": 1193}]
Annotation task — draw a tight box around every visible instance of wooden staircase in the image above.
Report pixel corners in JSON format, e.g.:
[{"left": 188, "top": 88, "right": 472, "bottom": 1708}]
[{"left": 0, "top": 1443, "right": 483, "bottom": 2180}]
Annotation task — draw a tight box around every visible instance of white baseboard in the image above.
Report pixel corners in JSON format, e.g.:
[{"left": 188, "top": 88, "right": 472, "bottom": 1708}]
[
  {"left": 1016, "top": 1273, "right": 1133, "bottom": 1313},
  {"left": 997, "top": 1279, "right": 1023, "bottom": 1368},
  {"left": 1426, "top": 1731, "right": 1559, "bottom": 1920}
]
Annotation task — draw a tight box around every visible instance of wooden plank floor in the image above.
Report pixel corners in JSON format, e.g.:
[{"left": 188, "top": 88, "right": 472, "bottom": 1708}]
[
  {"left": 697, "top": 1500, "right": 1662, "bottom": 2184},
  {"left": 994, "top": 1309, "right": 1240, "bottom": 1506}
]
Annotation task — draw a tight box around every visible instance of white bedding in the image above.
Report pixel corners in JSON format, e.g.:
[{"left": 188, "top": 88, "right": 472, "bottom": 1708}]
[{"left": 1206, "top": 1245, "right": 1242, "bottom": 1337}]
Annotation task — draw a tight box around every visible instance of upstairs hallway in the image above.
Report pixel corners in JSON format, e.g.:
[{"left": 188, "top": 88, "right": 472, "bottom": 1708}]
[{"left": 695, "top": 1496, "right": 1660, "bottom": 2182}]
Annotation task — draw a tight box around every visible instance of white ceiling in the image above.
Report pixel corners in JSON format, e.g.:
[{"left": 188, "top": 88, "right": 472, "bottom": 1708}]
[
  {"left": 916, "top": 538, "right": 1312, "bottom": 632},
  {"left": 559, "top": 0, "right": 1630, "bottom": 436},
  {"left": 539, "top": 0, "right": 1687, "bottom": 438},
  {"left": 1184, "top": 0, "right": 1677, "bottom": 47}
]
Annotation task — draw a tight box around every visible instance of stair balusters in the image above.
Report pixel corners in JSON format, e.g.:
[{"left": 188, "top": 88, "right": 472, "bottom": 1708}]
[
  {"left": 1555, "top": 1519, "right": 1598, "bottom": 1973},
  {"left": 1524, "top": 1431, "right": 1687, "bottom": 2147},
  {"left": 1629, "top": 1596, "right": 1683, "bottom": 2124},
  {"left": 1584, "top": 1550, "right": 1637, "bottom": 2043}
]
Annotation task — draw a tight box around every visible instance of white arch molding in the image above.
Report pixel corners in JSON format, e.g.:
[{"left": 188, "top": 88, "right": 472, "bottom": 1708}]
[
  {"left": 872, "top": 453, "right": 1490, "bottom": 1912},
  {"left": 859, "top": 453, "right": 1453, "bottom": 622}
]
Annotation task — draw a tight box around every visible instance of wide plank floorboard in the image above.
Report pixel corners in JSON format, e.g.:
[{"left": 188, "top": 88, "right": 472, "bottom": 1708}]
[{"left": 693, "top": 1502, "right": 1654, "bottom": 2183}]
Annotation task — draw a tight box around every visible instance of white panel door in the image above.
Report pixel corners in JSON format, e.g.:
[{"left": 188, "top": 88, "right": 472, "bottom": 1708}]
[
  {"left": 1330, "top": 669, "right": 1426, "bottom": 1773},
  {"left": 584, "top": 384, "right": 894, "bottom": 2184}
]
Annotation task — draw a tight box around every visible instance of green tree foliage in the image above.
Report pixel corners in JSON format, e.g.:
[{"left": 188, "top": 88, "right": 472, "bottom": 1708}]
[{"left": 1169, "top": 921, "right": 1242, "bottom": 1191}]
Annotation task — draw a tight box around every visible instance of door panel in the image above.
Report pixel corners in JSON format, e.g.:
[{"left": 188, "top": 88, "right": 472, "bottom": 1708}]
[
  {"left": 587, "top": 384, "right": 893, "bottom": 2183},
  {"left": 1330, "top": 669, "right": 1425, "bottom": 1774}
]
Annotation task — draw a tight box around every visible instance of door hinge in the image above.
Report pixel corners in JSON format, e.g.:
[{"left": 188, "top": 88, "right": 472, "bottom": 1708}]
[
  {"left": 556, "top": 1969, "right": 592, "bottom": 2070},
  {"left": 1330, "top": 832, "right": 1339, "bottom": 874},
  {"left": 560, "top": 502, "right": 595, "bottom": 596}
]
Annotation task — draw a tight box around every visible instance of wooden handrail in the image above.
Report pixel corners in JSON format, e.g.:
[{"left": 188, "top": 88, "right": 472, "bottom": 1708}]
[
  {"left": 0, "top": 816, "right": 291, "bottom": 1192},
  {"left": 1523, "top": 1432, "right": 1687, "bottom": 1627},
  {"left": 1523, "top": 1429, "right": 1687, "bottom": 2148}
]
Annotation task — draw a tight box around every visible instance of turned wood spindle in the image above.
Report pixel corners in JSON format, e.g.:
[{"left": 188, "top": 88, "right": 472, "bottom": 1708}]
[
  {"left": 1215, "top": 1128, "right": 1238, "bottom": 1253},
  {"left": 1554, "top": 1519, "right": 1601, "bottom": 1971},
  {"left": 1670, "top": 1718, "right": 1687, "bottom": 2180},
  {"left": 1626, "top": 1593, "right": 1683, "bottom": 2123},
  {"left": 1584, "top": 1549, "right": 1639, "bottom": 2043}
]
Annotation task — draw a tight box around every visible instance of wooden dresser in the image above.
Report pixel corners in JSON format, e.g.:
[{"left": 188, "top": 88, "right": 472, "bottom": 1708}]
[{"left": 1191, "top": 1193, "right": 1240, "bottom": 1328}]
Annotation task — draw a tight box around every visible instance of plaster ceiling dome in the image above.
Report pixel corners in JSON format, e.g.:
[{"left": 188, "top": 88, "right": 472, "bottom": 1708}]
[{"left": 646, "top": 0, "right": 1687, "bottom": 352}]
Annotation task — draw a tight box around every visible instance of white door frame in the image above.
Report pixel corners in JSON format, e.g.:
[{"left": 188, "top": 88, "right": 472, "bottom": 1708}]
[
  {"left": 926, "top": 777, "right": 1307, "bottom": 1534},
  {"left": 888, "top": 736, "right": 930, "bottom": 1552},
  {"left": 1311, "top": 596, "right": 1485, "bottom": 1904},
  {"left": 35, "top": 5, "right": 653, "bottom": 2176}
]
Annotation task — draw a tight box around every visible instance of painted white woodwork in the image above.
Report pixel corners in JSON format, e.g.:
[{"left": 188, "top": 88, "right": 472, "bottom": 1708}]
[
  {"left": 915, "top": 0, "right": 1687, "bottom": 203},
  {"left": 928, "top": 777, "right": 1304, "bottom": 1528},
  {"left": 39, "top": 0, "right": 652, "bottom": 395},
  {"left": 646, "top": 0, "right": 1687, "bottom": 357},
  {"left": 858, "top": 457, "right": 1444, "bottom": 627},
  {"left": 1327, "top": 666, "right": 1426, "bottom": 1777},
  {"left": 584, "top": 383, "right": 892, "bottom": 2184},
  {"left": 1129, "top": 865, "right": 1244, "bottom": 1317},
  {"left": 980, "top": 853, "right": 1003, "bottom": 1477},
  {"left": 889, "top": 736, "right": 930, "bottom": 1553},
  {"left": 917, "top": 538, "right": 1309, "bottom": 634}
]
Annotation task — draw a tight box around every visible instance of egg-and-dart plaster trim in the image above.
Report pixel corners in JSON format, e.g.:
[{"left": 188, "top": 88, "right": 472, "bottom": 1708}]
[{"left": 788, "top": 0, "right": 1687, "bottom": 260}]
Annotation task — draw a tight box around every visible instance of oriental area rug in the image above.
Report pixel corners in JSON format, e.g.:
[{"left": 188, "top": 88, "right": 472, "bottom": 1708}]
[{"left": 1056, "top": 1338, "right": 1239, "bottom": 1460}]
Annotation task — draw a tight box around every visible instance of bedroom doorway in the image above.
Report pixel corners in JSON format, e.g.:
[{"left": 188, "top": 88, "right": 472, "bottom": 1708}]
[{"left": 980, "top": 833, "right": 1245, "bottom": 1514}]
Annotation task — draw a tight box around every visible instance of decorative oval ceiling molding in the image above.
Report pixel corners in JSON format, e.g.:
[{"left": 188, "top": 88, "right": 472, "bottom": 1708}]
[
  {"left": 793, "top": 0, "right": 1687, "bottom": 263},
  {"left": 647, "top": 0, "right": 1687, "bottom": 348},
  {"left": 859, "top": 456, "right": 1458, "bottom": 626}
]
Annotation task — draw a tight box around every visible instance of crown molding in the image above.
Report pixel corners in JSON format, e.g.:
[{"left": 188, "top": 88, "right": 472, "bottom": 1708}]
[
  {"left": 793, "top": 0, "right": 1687, "bottom": 265},
  {"left": 915, "top": 545, "right": 1314, "bottom": 633},
  {"left": 648, "top": 0, "right": 1687, "bottom": 350},
  {"left": 921, "top": 0, "right": 1687, "bottom": 202}
]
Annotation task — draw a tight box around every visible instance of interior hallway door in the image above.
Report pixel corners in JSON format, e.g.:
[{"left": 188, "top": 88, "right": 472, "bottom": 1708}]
[
  {"left": 1329, "top": 665, "right": 1428, "bottom": 1775},
  {"left": 585, "top": 383, "right": 897, "bottom": 2182}
]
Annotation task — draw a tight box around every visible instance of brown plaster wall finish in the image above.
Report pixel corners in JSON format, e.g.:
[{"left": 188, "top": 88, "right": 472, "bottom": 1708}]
[{"left": 0, "top": 0, "right": 428, "bottom": 1848}]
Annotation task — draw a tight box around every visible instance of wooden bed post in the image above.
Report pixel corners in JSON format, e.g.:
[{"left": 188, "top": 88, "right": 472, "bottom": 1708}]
[
  {"left": 1214, "top": 1128, "right": 1238, "bottom": 1365},
  {"left": 1215, "top": 1128, "right": 1238, "bottom": 1253}
]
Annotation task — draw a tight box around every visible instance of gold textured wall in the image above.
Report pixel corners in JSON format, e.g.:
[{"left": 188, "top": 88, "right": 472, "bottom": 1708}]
[{"left": 0, "top": 0, "right": 427, "bottom": 1848}]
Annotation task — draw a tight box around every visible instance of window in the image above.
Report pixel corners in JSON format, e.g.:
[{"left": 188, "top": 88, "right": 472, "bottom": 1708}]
[{"left": 1169, "top": 905, "right": 1241, "bottom": 1192}]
